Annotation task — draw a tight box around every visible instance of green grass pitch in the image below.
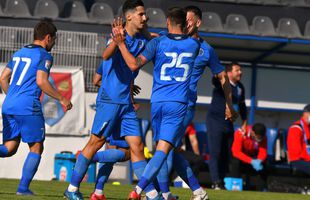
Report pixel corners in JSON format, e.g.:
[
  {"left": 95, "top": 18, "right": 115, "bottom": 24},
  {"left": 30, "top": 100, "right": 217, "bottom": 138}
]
[{"left": 0, "top": 179, "right": 308, "bottom": 200}]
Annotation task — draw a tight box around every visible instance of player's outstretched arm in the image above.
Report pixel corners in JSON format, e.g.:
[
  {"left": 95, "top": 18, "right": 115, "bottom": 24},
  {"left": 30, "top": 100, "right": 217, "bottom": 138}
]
[
  {"left": 0, "top": 67, "right": 12, "bottom": 94},
  {"left": 36, "top": 70, "right": 73, "bottom": 111},
  {"left": 216, "top": 71, "right": 238, "bottom": 121}
]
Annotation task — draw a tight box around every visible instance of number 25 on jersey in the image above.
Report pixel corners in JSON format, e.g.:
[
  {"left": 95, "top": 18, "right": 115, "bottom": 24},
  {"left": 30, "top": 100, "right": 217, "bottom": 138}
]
[{"left": 160, "top": 52, "right": 193, "bottom": 82}]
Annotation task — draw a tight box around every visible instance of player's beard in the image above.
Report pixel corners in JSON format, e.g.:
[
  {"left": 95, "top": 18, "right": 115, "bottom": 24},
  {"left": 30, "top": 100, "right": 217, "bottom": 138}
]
[
  {"left": 186, "top": 26, "right": 197, "bottom": 36},
  {"left": 46, "top": 42, "right": 55, "bottom": 52}
]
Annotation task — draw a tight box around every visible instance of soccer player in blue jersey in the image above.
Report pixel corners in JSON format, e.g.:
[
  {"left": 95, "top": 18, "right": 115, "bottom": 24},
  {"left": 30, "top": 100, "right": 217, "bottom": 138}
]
[
  {"left": 89, "top": 61, "right": 140, "bottom": 200},
  {"left": 154, "top": 6, "right": 238, "bottom": 199},
  {"left": 64, "top": 1, "right": 160, "bottom": 200},
  {"left": 0, "top": 20, "right": 72, "bottom": 196},
  {"left": 113, "top": 7, "right": 209, "bottom": 200}
]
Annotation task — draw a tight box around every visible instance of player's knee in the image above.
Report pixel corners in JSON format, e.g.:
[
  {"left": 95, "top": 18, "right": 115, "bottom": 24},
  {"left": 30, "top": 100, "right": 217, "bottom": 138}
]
[
  {"left": 6, "top": 149, "right": 17, "bottom": 157},
  {"left": 130, "top": 142, "right": 144, "bottom": 153},
  {"left": 156, "top": 140, "right": 173, "bottom": 154},
  {"left": 88, "top": 135, "right": 106, "bottom": 150},
  {"left": 29, "top": 144, "right": 44, "bottom": 155}
]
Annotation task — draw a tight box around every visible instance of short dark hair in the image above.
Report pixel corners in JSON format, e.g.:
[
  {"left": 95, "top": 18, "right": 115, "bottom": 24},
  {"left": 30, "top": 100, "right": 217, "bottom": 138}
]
[
  {"left": 185, "top": 5, "right": 202, "bottom": 20},
  {"left": 303, "top": 104, "right": 310, "bottom": 113},
  {"left": 122, "top": 0, "right": 144, "bottom": 15},
  {"left": 226, "top": 62, "right": 240, "bottom": 72},
  {"left": 167, "top": 7, "right": 187, "bottom": 30},
  {"left": 252, "top": 123, "right": 266, "bottom": 137},
  {"left": 34, "top": 19, "right": 57, "bottom": 40}
]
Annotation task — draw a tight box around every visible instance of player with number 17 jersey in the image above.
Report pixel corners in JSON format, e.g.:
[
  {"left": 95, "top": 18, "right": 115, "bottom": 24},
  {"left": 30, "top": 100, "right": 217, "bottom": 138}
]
[
  {"left": 2, "top": 44, "right": 52, "bottom": 116},
  {"left": 141, "top": 34, "right": 200, "bottom": 146}
]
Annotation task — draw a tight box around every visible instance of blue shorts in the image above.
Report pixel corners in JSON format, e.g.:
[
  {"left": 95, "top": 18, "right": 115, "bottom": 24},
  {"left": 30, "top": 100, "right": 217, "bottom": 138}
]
[
  {"left": 2, "top": 114, "right": 45, "bottom": 143},
  {"left": 91, "top": 103, "right": 141, "bottom": 140},
  {"left": 176, "top": 106, "right": 196, "bottom": 147},
  {"left": 106, "top": 124, "right": 129, "bottom": 148},
  {"left": 151, "top": 102, "right": 187, "bottom": 147},
  {"left": 108, "top": 135, "right": 129, "bottom": 148}
]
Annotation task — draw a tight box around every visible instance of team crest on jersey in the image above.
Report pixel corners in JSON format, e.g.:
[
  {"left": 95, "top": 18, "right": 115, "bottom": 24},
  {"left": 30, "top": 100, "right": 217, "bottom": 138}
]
[
  {"left": 138, "top": 40, "right": 144, "bottom": 49},
  {"left": 45, "top": 60, "right": 52, "bottom": 70},
  {"left": 40, "top": 73, "right": 72, "bottom": 126},
  {"left": 199, "top": 48, "right": 204, "bottom": 56}
]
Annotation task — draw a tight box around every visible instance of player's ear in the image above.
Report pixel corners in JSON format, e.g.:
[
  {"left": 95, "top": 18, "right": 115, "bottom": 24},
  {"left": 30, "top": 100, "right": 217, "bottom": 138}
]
[
  {"left": 126, "top": 12, "right": 132, "bottom": 22},
  {"left": 166, "top": 18, "right": 170, "bottom": 27},
  {"left": 196, "top": 19, "right": 202, "bottom": 28},
  {"left": 43, "top": 34, "right": 50, "bottom": 42}
]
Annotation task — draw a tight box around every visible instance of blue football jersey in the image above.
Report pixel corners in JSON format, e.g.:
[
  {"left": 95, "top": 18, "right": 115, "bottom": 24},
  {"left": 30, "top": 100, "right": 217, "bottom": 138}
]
[
  {"left": 96, "top": 32, "right": 148, "bottom": 104},
  {"left": 2, "top": 44, "right": 53, "bottom": 115},
  {"left": 141, "top": 34, "right": 200, "bottom": 103},
  {"left": 188, "top": 38, "right": 224, "bottom": 107}
]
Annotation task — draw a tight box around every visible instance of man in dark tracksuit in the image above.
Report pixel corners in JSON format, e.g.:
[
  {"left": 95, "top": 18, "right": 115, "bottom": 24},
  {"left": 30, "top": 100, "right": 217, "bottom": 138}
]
[{"left": 207, "top": 62, "right": 247, "bottom": 189}]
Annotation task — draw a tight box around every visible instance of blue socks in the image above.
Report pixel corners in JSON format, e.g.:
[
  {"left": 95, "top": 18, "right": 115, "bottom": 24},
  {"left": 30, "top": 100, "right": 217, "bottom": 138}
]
[
  {"left": 93, "top": 149, "right": 125, "bottom": 163},
  {"left": 0, "top": 145, "right": 8, "bottom": 157},
  {"left": 132, "top": 160, "right": 147, "bottom": 180},
  {"left": 93, "top": 149, "right": 125, "bottom": 191},
  {"left": 17, "top": 152, "right": 41, "bottom": 192},
  {"left": 166, "top": 150, "right": 174, "bottom": 175},
  {"left": 137, "top": 150, "right": 167, "bottom": 191},
  {"left": 157, "top": 160, "right": 170, "bottom": 193},
  {"left": 174, "top": 152, "right": 200, "bottom": 191},
  {"left": 95, "top": 162, "right": 114, "bottom": 190},
  {"left": 132, "top": 160, "right": 157, "bottom": 193},
  {"left": 157, "top": 151, "right": 174, "bottom": 195},
  {"left": 70, "top": 153, "right": 90, "bottom": 188}
]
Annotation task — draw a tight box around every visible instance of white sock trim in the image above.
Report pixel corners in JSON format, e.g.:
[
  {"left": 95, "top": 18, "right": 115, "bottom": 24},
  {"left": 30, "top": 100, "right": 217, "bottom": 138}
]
[
  {"left": 146, "top": 189, "right": 159, "bottom": 198},
  {"left": 68, "top": 184, "right": 78, "bottom": 192},
  {"left": 193, "top": 187, "right": 205, "bottom": 195},
  {"left": 95, "top": 189, "right": 103, "bottom": 195}
]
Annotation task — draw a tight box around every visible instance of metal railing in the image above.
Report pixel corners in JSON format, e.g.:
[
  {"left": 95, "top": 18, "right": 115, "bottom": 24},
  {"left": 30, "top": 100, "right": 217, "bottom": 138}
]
[{"left": 0, "top": 26, "right": 107, "bottom": 92}]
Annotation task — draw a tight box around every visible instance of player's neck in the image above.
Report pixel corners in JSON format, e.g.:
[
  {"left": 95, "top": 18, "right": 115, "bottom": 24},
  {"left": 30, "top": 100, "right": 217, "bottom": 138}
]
[
  {"left": 229, "top": 78, "right": 238, "bottom": 86},
  {"left": 191, "top": 32, "right": 199, "bottom": 39},
  {"left": 125, "top": 25, "right": 138, "bottom": 37},
  {"left": 168, "top": 28, "right": 183, "bottom": 35},
  {"left": 33, "top": 40, "right": 46, "bottom": 49}
]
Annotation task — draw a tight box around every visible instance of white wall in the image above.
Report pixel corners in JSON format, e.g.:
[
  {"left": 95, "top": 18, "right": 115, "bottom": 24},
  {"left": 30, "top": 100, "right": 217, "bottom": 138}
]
[{"left": 0, "top": 135, "right": 90, "bottom": 180}]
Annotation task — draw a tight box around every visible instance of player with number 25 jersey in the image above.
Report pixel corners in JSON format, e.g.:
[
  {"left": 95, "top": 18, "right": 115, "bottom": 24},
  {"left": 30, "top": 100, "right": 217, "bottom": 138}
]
[{"left": 143, "top": 34, "right": 200, "bottom": 146}]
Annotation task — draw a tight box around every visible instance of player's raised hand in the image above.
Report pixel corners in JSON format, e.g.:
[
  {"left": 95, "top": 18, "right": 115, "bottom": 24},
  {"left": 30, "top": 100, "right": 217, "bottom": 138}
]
[
  {"left": 131, "top": 84, "right": 141, "bottom": 96},
  {"left": 111, "top": 17, "right": 124, "bottom": 36},
  {"left": 111, "top": 27, "right": 125, "bottom": 45},
  {"left": 60, "top": 97, "right": 73, "bottom": 111}
]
